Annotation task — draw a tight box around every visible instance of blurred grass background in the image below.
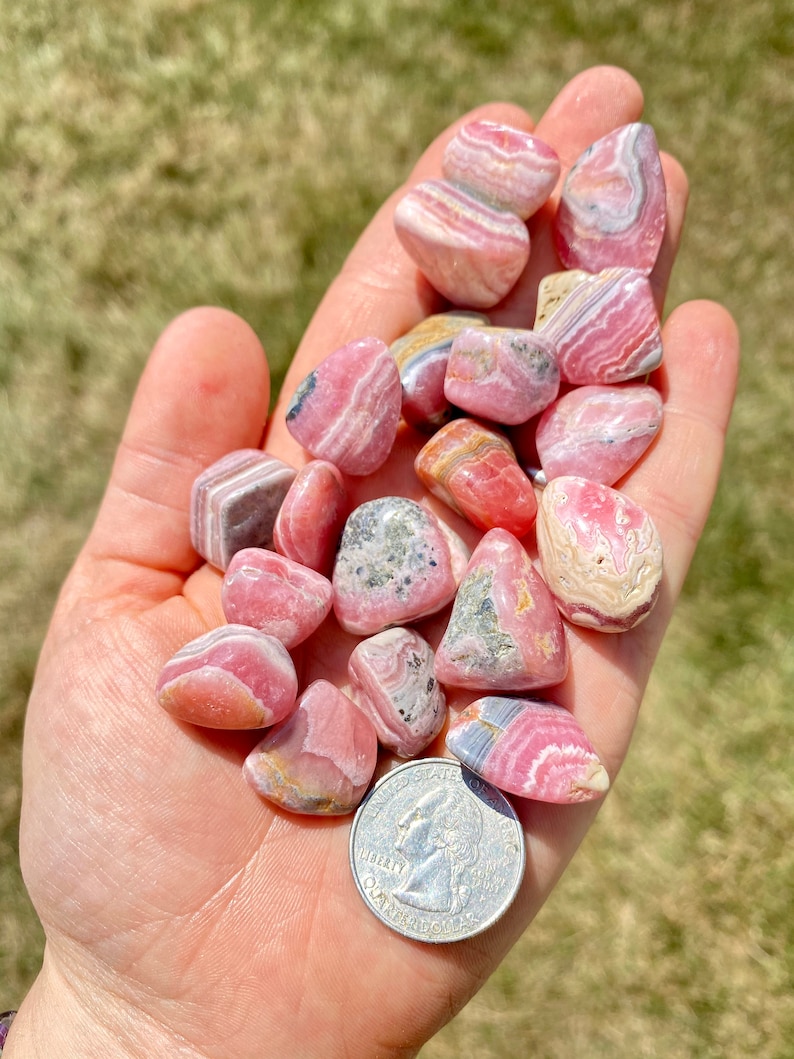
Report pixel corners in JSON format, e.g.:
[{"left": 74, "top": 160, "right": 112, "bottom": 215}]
[{"left": 1, "top": 0, "right": 792, "bottom": 1055}]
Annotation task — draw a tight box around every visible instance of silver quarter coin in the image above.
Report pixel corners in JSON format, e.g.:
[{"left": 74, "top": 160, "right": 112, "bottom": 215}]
[{"left": 349, "top": 757, "right": 525, "bottom": 943}]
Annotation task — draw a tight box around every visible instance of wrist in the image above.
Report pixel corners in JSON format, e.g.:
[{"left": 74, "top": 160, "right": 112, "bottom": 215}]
[{"left": 5, "top": 948, "right": 207, "bottom": 1059}]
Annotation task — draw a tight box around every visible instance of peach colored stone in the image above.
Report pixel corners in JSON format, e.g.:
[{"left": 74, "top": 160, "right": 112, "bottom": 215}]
[{"left": 243, "top": 680, "right": 378, "bottom": 815}]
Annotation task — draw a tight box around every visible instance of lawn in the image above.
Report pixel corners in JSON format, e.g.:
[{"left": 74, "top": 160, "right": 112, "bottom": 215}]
[{"left": 1, "top": 1, "right": 792, "bottom": 1055}]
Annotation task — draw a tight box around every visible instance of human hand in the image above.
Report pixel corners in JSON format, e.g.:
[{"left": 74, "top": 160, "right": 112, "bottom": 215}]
[{"left": 9, "top": 66, "right": 738, "bottom": 1058}]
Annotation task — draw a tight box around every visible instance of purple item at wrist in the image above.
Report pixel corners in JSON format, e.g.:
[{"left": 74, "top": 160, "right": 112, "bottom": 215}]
[{"left": 0, "top": 1010, "right": 17, "bottom": 1052}]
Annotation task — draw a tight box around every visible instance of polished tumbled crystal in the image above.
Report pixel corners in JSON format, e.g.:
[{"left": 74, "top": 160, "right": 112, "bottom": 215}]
[
  {"left": 536, "top": 267, "right": 662, "bottom": 385},
  {"left": 554, "top": 123, "right": 666, "bottom": 275},
  {"left": 348, "top": 627, "right": 446, "bottom": 758},
  {"left": 390, "top": 311, "right": 488, "bottom": 430},
  {"left": 394, "top": 179, "right": 530, "bottom": 309},
  {"left": 190, "top": 449, "right": 297, "bottom": 571},
  {"left": 414, "top": 418, "right": 537, "bottom": 537},
  {"left": 243, "top": 679, "right": 378, "bottom": 815},
  {"left": 536, "top": 475, "right": 663, "bottom": 631},
  {"left": 285, "top": 337, "right": 402, "bottom": 475},
  {"left": 221, "top": 548, "right": 333, "bottom": 649},
  {"left": 442, "top": 120, "right": 560, "bottom": 219},
  {"left": 536, "top": 383, "right": 663, "bottom": 485},
  {"left": 446, "top": 696, "right": 610, "bottom": 803},
  {"left": 272, "top": 459, "right": 348, "bottom": 576},
  {"left": 444, "top": 326, "right": 560, "bottom": 425},
  {"left": 435, "top": 528, "right": 567, "bottom": 691},
  {"left": 156, "top": 624, "right": 298, "bottom": 730},
  {"left": 333, "top": 496, "right": 469, "bottom": 636}
]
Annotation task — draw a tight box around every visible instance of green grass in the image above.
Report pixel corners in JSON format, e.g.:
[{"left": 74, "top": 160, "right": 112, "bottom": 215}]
[{"left": 2, "top": 0, "right": 792, "bottom": 1054}]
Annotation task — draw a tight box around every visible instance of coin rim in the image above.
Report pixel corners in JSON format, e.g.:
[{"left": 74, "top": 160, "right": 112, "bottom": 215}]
[{"left": 349, "top": 757, "right": 526, "bottom": 944}]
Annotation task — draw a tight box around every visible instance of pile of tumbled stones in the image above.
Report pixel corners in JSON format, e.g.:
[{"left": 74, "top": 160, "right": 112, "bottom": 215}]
[{"left": 156, "top": 119, "right": 668, "bottom": 815}]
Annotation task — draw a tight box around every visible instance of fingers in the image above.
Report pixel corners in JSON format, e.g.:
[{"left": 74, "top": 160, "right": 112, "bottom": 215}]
[
  {"left": 266, "top": 66, "right": 656, "bottom": 461},
  {"left": 629, "top": 299, "right": 740, "bottom": 601},
  {"left": 264, "top": 100, "right": 536, "bottom": 462},
  {"left": 79, "top": 308, "right": 270, "bottom": 604}
]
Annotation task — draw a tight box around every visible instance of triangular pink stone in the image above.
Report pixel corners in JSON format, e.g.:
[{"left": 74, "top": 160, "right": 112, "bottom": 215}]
[
  {"left": 435, "top": 528, "right": 568, "bottom": 691},
  {"left": 554, "top": 123, "right": 666, "bottom": 276}
]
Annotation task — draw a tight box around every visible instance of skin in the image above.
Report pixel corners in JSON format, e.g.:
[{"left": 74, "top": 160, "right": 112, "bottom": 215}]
[{"left": 8, "top": 66, "right": 739, "bottom": 1058}]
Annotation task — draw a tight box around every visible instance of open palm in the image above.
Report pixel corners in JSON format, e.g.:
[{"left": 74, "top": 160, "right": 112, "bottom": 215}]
[{"left": 13, "top": 67, "right": 738, "bottom": 1058}]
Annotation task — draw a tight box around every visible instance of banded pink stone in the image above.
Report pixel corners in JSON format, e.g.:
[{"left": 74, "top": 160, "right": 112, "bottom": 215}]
[
  {"left": 390, "top": 311, "right": 488, "bottom": 431},
  {"left": 156, "top": 625, "right": 298, "bottom": 730},
  {"left": 536, "top": 383, "right": 663, "bottom": 485},
  {"left": 243, "top": 679, "right": 378, "bottom": 815},
  {"left": 536, "top": 475, "right": 663, "bottom": 631},
  {"left": 221, "top": 548, "right": 333, "bottom": 649},
  {"left": 414, "top": 418, "right": 538, "bottom": 537},
  {"left": 190, "top": 449, "right": 297, "bottom": 571},
  {"left": 285, "top": 337, "right": 402, "bottom": 476},
  {"left": 332, "top": 496, "right": 469, "bottom": 636},
  {"left": 394, "top": 179, "right": 530, "bottom": 309},
  {"left": 444, "top": 326, "right": 560, "bottom": 425},
  {"left": 554, "top": 122, "right": 666, "bottom": 275},
  {"left": 446, "top": 696, "right": 609, "bottom": 803},
  {"left": 348, "top": 628, "right": 446, "bottom": 758},
  {"left": 273, "top": 459, "right": 348, "bottom": 576},
  {"left": 435, "top": 529, "right": 568, "bottom": 692},
  {"left": 442, "top": 120, "right": 560, "bottom": 219},
  {"left": 536, "top": 267, "right": 663, "bottom": 385}
]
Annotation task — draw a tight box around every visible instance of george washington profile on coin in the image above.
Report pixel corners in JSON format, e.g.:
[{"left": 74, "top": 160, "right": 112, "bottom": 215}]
[{"left": 393, "top": 785, "right": 484, "bottom": 914}]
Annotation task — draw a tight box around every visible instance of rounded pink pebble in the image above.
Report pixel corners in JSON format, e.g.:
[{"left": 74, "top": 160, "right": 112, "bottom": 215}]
[
  {"left": 446, "top": 696, "right": 609, "bottom": 804},
  {"left": 554, "top": 123, "right": 666, "bottom": 275},
  {"left": 536, "top": 476, "right": 663, "bottom": 631},
  {"left": 273, "top": 460, "right": 348, "bottom": 575},
  {"left": 444, "top": 326, "right": 560, "bottom": 425},
  {"left": 536, "top": 383, "right": 663, "bottom": 485},
  {"left": 537, "top": 267, "right": 663, "bottom": 385},
  {"left": 243, "top": 680, "right": 378, "bottom": 815},
  {"left": 332, "top": 496, "right": 469, "bottom": 636},
  {"left": 285, "top": 337, "right": 402, "bottom": 476},
  {"left": 221, "top": 548, "right": 333, "bottom": 649},
  {"left": 394, "top": 179, "right": 530, "bottom": 309},
  {"left": 156, "top": 625, "right": 298, "bottom": 729},
  {"left": 435, "top": 528, "right": 568, "bottom": 692},
  {"left": 414, "top": 418, "right": 538, "bottom": 537},
  {"left": 443, "top": 120, "right": 560, "bottom": 219},
  {"left": 348, "top": 627, "right": 446, "bottom": 758}
]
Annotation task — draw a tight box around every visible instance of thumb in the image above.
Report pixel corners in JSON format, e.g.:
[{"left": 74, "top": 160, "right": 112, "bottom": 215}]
[{"left": 74, "top": 307, "right": 271, "bottom": 611}]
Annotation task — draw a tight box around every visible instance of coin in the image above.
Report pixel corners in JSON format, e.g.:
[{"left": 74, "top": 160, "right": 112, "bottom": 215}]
[{"left": 349, "top": 757, "right": 525, "bottom": 943}]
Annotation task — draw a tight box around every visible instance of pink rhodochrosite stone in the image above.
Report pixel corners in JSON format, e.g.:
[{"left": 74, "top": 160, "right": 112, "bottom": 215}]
[
  {"left": 536, "top": 267, "right": 663, "bottom": 385},
  {"left": 414, "top": 418, "right": 538, "bottom": 537},
  {"left": 442, "top": 120, "right": 560, "bottom": 219},
  {"left": 272, "top": 459, "right": 348, "bottom": 576},
  {"left": 445, "top": 696, "right": 609, "bottom": 804},
  {"left": 435, "top": 528, "right": 568, "bottom": 692},
  {"left": 554, "top": 122, "right": 666, "bottom": 275},
  {"left": 536, "top": 384, "right": 663, "bottom": 485},
  {"left": 444, "top": 326, "right": 560, "bottom": 425},
  {"left": 332, "top": 496, "right": 469, "bottom": 636},
  {"left": 394, "top": 179, "right": 530, "bottom": 309},
  {"left": 536, "top": 475, "right": 663, "bottom": 631},
  {"left": 221, "top": 548, "right": 333, "bottom": 649},
  {"left": 190, "top": 449, "right": 297, "bottom": 571},
  {"left": 156, "top": 625, "right": 298, "bottom": 730},
  {"left": 243, "top": 679, "right": 378, "bottom": 815},
  {"left": 348, "top": 627, "right": 446, "bottom": 758},
  {"left": 390, "top": 311, "right": 489, "bottom": 431},
  {"left": 285, "top": 337, "right": 402, "bottom": 475}
]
